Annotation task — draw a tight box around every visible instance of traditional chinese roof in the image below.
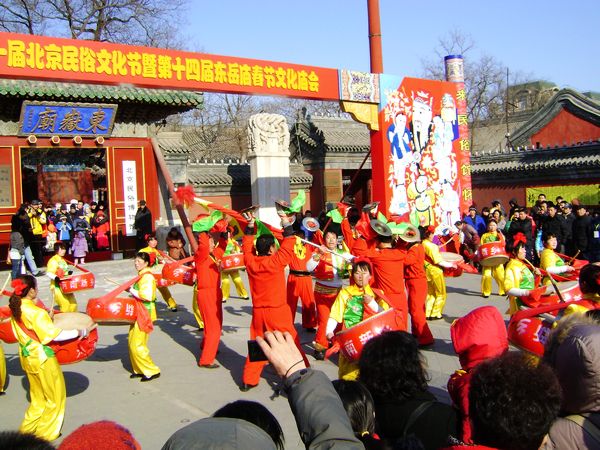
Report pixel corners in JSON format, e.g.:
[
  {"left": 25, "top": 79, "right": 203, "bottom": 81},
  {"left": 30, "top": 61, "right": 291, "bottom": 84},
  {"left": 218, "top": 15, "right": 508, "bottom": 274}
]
[
  {"left": 509, "top": 88, "right": 600, "bottom": 146},
  {"left": 0, "top": 78, "right": 203, "bottom": 123},
  {"left": 470, "top": 140, "right": 600, "bottom": 185},
  {"left": 187, "top": 162, "right": 312, "bottom": 196},
  {"left": 291, "top": 113, "right": 370, "bottom": 155}
]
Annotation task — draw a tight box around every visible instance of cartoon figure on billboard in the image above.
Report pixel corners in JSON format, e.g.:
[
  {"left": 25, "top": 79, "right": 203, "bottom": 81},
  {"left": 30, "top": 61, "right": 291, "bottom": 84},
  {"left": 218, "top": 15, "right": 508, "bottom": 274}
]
[
  {"left": 431, "top": 94, "right": 458, "bottom": 184},
  {"left": 387, "top": 110, "right": 413, "bottom": 215},
  {"left": 407, "top": 171, "right": 435, "bottom": 226},
  {"left": 410, "top": 91, "right": 433, "bottom": 157},
  {"left": 438, "top": 179, "right": 460, "bottom": 227}
]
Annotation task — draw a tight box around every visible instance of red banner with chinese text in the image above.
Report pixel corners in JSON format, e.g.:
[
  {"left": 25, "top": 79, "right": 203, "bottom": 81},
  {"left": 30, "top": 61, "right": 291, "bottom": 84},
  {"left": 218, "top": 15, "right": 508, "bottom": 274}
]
[{"left": 0, "top": 32, "right": 340, "bottom": 101}]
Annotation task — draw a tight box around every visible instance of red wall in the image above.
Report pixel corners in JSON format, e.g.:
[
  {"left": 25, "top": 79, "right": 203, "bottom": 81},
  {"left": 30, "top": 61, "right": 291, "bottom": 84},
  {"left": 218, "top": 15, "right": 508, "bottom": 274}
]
[{"left": 531, "top": 109, "right": 600, "bottom": 147}]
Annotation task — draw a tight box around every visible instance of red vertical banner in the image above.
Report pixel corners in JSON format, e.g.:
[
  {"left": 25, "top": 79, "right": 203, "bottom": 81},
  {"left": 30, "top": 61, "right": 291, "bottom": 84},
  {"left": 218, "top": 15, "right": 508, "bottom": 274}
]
[{"left": 374, "top": 75, "right": 471, "bottom": 230}]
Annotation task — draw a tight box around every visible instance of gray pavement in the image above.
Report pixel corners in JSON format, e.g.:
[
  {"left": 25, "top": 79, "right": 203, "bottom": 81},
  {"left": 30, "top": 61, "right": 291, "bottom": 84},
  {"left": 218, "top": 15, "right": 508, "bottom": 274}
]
[{"left": 0, "top": 260, "right": 509, "bottom": 449}]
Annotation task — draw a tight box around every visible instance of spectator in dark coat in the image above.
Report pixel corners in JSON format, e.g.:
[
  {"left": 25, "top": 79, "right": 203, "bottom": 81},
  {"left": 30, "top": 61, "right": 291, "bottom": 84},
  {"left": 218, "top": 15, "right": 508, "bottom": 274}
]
[
  {"left": 541, "top": 204, "right": 568, "bottom": 254},
  {"left": 507, "top": 208, "right": 534, "bottom": 261},
  {"left": 560, "top": 202, "right": 576, "bottom": 255},
  {"left": 134, "top": 200, "right": 153, "bottom": 250},
  {"left": 508, "top": 198, "right": 519, "bottom": 219},
  {"left": 463, "top": 207, "right": 486, "bottom": 237},
  {"left": 572, "top": 205, "right": 592, "bottom": 260}
]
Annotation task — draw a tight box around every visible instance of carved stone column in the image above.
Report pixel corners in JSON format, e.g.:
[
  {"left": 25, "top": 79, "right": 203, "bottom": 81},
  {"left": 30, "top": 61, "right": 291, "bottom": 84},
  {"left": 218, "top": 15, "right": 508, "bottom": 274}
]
[{"left": 247, "top": 113, "right": 290, "bottom": 227}]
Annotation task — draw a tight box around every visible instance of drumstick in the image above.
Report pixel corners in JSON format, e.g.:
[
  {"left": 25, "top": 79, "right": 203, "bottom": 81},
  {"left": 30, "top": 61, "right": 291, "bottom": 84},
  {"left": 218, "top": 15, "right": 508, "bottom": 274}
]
[
  {"left": 0, "top": 274, "right": 11, "bottom": 300},
  {"left": 567, "top": 250, "right": 580, "bottom": 266},
  {"left": 104, "top": 277, "right": 122, "bottom": 287},
  {"left": 299, "top": 238, "right": 354, "bottom": 262}
]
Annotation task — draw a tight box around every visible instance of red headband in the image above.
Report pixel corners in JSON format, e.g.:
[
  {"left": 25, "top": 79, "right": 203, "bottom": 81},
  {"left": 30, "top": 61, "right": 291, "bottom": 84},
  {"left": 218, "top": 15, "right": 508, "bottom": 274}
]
[
  {"left": 512, "top": 232, "right": 527, "bottom": 247},
  {"left": 11, "top": 279, "right": 28, "bottom": 296}
]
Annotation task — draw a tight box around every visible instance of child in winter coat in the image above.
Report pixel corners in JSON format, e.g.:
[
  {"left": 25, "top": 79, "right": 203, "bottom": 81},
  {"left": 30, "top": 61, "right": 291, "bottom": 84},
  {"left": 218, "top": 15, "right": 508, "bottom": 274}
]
[
  {"left": 447, "top": 306, "right": 508, "bottom": 444},
  {"left": 71, "top": 231, "right": 88, "bottom": 265},
  {"left": 45, "top": 223, "right": 57, "bottom": 252}
]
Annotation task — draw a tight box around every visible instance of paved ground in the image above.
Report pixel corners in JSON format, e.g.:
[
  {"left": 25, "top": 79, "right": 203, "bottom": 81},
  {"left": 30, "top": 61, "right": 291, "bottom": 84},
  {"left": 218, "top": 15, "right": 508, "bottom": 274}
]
[{"left": 0, "top": 260, "right": 509, "bottom": 449}]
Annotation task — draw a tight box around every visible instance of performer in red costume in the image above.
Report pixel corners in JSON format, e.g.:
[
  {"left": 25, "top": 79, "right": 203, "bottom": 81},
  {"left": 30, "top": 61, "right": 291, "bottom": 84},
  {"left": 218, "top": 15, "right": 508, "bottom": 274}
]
[
  {"left": 306, "top": 229, "right": 352, "bottom": 360},
  {"left": 396, "top": 224, "right": 434, "bottom": 346},
  {"left": 240, "top": 214, "right": 308, "bottom": 391},
  {"left": 352, "top": 221, "right": 408, "bottom": 327},
  {"left": 194, "top": 231, "right": 226, "bottom": 368},
  {"left": 286, "top": 227, "right": 317, "bottom": 331}
]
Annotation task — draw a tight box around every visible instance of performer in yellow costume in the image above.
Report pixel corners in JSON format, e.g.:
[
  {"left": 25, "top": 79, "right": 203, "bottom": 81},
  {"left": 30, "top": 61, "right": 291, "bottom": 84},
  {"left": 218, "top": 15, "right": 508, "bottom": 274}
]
[
  {"left": 221, "top": 234, "right": 249, "bottom": 302},
  {"left": 539, "top": 232, "right": 576, "bottom": 285},
  {"left": 46, "top": 242, "right": 77, "bottom": 312},
  {"left": 9, "top": 275, "right": 92, "bottom": 441},
  {"left": 139, "top": 234, "right": 178, "bottom": 311},
  {"left": 422, "top": 226, "right": 456, "bottom": 319},
  {"left": 326, "top": 259, "right": 389, "bottom": 380},
  {"left": 128, "top": 252, "right": 161, "bottom": 381},
  {"left": 0, "top": 342, "right": 5, "bottom": 395},
  {"left": 480, "top": 219, "right": 506, "bottom": 298},
  {"left": 503, "top": 241, "right": 541, "bottom": 315}
]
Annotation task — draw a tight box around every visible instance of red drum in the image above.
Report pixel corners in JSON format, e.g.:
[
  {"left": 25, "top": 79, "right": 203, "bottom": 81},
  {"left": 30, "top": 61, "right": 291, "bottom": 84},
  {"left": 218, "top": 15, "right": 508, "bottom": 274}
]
[
  {"left": 86, "top": 297, "right": 138, "bottom": 325},
  {"left": 49, "top": 312, "right": 98, "bottom": 364},
  {"left": 507, "top": 312, "right": 553, "bottom": 356},
  {"left": 539, "top": 281, "right": 582, "bottom": 306},
  {"left": 162, "top": 261, "right": 196, "bottom": 286},
  {"left": 59, "top": 271, "right": 95, "bottom": 293},
  {"left": 334, "top": 309, "right": 406, "bottom": 362},
  {"left": 221, "top": 253, "right": 245, "bottom": 272},
  {"left": 478, "top": 242, "right": 509, "bottom": 267},
  {"left": 570, "top": 259, "right": 588, "bottom": 270},
  {"left": 0, "top": 306, "right": 16, "bottom": 344},
  {"left": 441, "top": 252, "right": 464, "bottom": 277},
  {"left": 153, "top": 273, "right": 175, "bottom": 288}
]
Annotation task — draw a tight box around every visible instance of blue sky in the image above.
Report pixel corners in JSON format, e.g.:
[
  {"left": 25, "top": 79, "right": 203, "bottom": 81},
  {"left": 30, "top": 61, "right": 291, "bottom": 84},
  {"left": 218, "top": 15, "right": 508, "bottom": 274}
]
[{"left": 182, "top": 0, "right": 599, "bottom": 92}]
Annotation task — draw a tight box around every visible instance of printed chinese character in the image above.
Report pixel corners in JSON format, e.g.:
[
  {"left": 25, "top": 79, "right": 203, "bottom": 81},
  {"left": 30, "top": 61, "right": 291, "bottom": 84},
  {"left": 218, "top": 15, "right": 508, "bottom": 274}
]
[
  {"left": 85, "top": 109, "right": 107, "bottom": 133},
  {"left": 142, "top": 53, "right": 157, "bottom": 78},
  {"left": 96, "top": 49, "right": 113, "bottom": 74},
  {"left": 158, "top": 55, "right": 173, "bottom": 79},
  {"left": 33, "top": 108, "right": 58, "bottom": 133},
  {"left": 7, "top": 40, "right": 26, "bottom": 68},
  {"left": 112, "top": 50, "right": 128, "bottom": 76},
  {"left": 343, "top": 341, "right": 358, "bottom": 357},
  {"left": 358, "top": 330, "right": 374, "bottom": 344},
  {"left": 185, "top": 58, "right": 201, "bottom": 81},
  {"left": 214, "top": 61, "right": 227, "bottom": 84},
  {"left": 63, "top": 46, "right": 80, "bottom": 72},
  {"left": 307, "top": 71, "right": 319, "bottom": 92},
  {"left": 127, "top": 52, "right": 143, "bottom": 76}
]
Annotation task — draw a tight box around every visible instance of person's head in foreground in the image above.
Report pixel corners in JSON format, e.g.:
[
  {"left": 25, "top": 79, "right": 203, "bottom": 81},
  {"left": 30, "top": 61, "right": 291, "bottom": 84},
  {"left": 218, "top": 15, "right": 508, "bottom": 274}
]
[
  {"left": 469, "top": 351, "right": 561, "bottom": 450},
  {"left": 57, "top": 420, "right": 141, "bottom": 449}
]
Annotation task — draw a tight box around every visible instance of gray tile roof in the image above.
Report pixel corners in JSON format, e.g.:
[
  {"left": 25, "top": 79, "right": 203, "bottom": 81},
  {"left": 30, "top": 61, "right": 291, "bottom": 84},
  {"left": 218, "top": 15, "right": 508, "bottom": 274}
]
[{"left": 292, "top": 114, "right": 370, "bottom": 155}]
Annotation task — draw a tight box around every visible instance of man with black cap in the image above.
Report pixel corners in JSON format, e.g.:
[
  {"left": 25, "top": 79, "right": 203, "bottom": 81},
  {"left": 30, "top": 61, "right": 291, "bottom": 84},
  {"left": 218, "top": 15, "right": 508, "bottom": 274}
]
[{"left": 134, "top": 200, "right": 152, "bottom": 251}]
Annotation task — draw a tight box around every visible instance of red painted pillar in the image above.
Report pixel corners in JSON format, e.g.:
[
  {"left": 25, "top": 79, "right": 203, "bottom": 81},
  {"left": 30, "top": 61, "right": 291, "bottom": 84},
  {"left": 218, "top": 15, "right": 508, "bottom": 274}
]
[{"left": 367, "top": 0, "right": 387, "bottom": 212}]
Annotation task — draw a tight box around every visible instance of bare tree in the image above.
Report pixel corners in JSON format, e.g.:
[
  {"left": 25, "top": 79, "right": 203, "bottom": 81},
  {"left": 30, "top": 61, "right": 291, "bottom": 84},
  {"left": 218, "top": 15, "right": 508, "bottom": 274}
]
[{"left": 0, "top": 0, "right": 188, "bottom": 47}]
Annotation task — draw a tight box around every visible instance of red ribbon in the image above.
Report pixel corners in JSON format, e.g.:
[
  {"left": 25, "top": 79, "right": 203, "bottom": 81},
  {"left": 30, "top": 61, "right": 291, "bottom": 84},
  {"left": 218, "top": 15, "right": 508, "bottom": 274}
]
[{"left": 11, "top": 279, "right": 28, "bottom": 296}]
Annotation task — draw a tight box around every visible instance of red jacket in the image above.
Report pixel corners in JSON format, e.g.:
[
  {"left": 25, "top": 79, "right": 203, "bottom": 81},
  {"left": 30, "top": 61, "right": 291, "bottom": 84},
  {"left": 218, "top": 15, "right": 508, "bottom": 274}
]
[
  {"left": 404, "top": 242, "right": 426, "bottom": 280},
  {"left": 288, "top": 238, "right": 314, "bottom": 272},
  {"left": 352, "top": 238, "right": 407, "bottom": 295},
  {"left": 448, "top": 306, "right": 508, "bottom": 443},
  {"left": 194, "top": 233, "right": 225, "bottom": 289},
  {"left": 242, "top": 234, "right": 295, "bottom": 308}
]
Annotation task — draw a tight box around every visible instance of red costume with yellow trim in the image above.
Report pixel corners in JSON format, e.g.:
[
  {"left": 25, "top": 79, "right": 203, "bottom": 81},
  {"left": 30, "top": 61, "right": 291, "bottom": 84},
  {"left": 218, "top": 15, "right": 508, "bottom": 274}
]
[
  {"left": 286, "top": 237, "right": 317, "bottom": 329},
  {"left": 194, "top": 233, "right": 226, "bottom": 366},
  {"left": 352, "top": 238, "right": 408, "bottom": 326}
]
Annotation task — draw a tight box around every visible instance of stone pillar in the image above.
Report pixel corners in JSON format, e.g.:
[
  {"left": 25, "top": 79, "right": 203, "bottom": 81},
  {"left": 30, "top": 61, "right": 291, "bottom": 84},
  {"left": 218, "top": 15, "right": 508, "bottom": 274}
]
[{"left": 247, "top": 113, "right": 290, "bottom": 227}]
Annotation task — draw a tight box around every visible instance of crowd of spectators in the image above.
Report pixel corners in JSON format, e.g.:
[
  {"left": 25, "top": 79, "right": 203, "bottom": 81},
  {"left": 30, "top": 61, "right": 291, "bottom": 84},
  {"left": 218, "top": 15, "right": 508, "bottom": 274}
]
[
  {"left": 454, "top": 194, "right": 600, "bottom": 267},
  {"left": 8, "top": 199, "right": 111, "bottom": 279}
]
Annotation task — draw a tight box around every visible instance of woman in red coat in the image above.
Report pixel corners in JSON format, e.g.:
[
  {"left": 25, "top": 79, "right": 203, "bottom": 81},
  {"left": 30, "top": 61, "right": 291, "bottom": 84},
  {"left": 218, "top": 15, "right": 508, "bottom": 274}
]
[{"left": 194, "top": 231, "right": 226, "bottom": 368}]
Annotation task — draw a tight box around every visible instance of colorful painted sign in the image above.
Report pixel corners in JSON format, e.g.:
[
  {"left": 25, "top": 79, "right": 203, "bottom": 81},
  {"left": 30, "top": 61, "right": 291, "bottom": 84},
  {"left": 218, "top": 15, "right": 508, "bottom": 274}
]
[
  {"left": 375, "top": 76, "right": 471, "bottom": 230},
  {"left": 19, "top": 101, "right": 116, "bottom": 136},
  {"left": 0, "top": 32, "right": 339, "bottom": 100}
]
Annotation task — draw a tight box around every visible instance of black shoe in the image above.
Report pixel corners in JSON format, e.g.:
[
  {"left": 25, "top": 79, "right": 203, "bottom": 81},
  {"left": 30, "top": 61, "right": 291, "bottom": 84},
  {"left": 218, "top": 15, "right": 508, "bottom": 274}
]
[
  {"left": 482, "top": 295, "right": 490, "bottom": 298},
  {"left": 0, "top": 391, "right": 5, "bottom": 396},
  {"left": 34, "top": 271, "right": 45, "bottom": 277},
  {"left": 313, "top": 349, "right": 325, "bottom": 361},
  {"left": 242, "top": 296, "right": 250, "bottom": 300},
  {"left": 170, "top": 307, "right": 178, "bottom": 312},
  {"left": 129, "top": 373, "right": 143, "bottom": 379},
  {"left": 198, "top": 363, "right": 220, "bottom": 369},
  {"left": 239, "top": 383, "right": 257, "bottom": 392},
  {"left": 140, "top": 373, "right": 161, "bottom": 382}
]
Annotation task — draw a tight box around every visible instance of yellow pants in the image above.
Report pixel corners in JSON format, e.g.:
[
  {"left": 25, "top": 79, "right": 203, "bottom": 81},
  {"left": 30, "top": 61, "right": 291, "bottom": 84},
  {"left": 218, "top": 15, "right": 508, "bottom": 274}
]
[
  {"left": 481, "top": 264, "right": 506, "bottom": 297},
  {"left": 52, "top": 284, "right": 77, "bottom": 312},
  {"left": 0, "top": 343, "right": 5, "bottom": 393},
  {"left": 158, "top": 286, "right": 177, "bottom": 309},
  {"left": 19, "top": 355, "right": 66, "bottom": 441},
  {"left": 425, "top": 266, "right": 446, "bottom": 318},
  {"left": 192, "top": 285, "right": 204, "bottom": 329},
  {"left": 338, "top": 354, "right": 359, "bottom": 381},
  {"left": 128, "top": 322, "right": 160, "bottom": 378},
  {"left": 221, "top": 270, "right": 248, "bottom": 300}
]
